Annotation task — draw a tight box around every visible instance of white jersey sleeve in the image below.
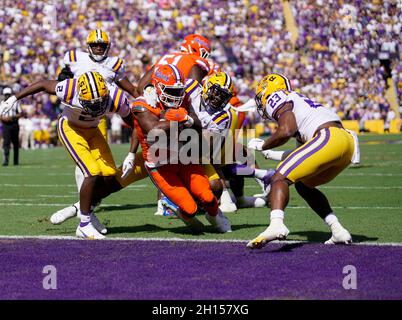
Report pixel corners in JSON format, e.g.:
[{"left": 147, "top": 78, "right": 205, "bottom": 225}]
[
  {"left": 108, "top": 84, "right": 130, "bottom": 118},
  {"left": 55, "top": 78, "right": 77, "bottom": 105},
  {"left": 110, "top": 57, "right": 126, "bottom": 82}
]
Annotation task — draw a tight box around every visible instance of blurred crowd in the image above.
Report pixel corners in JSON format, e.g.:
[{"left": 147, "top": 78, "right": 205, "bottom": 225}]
[{"left": 0, "top": 0, "right": 401, "bottom": 148}]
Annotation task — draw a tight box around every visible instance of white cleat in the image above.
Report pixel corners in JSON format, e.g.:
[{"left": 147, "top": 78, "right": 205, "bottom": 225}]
[
  {"left": 176, "top": 211, "right": 205, "bottom": 233},
  {"left": 205, "top": 210, "right": 232, "bottom": 233},
  {"left": 247, "top": 222, "right": 289, "bottom": 249},
  {"left": 76, "top": 222, "right": 106, "bottom": 240},
  {"left": 76, "top": 212, "right": 107, "bottom": 235},
  {"left": 219, "top": 201, "right": 237, "bottom": 213},
  {"left": 50, "top": 205, "right": 78, "bottom": 225},
  {"left": 236, "top": 196, "right": 266, "bottom": 208},
  {"left": 154, "top": 200, "right": 164, "bottom": 216},
  {"left": 325, "top": 223, "right": 352, "bottom": 245}
]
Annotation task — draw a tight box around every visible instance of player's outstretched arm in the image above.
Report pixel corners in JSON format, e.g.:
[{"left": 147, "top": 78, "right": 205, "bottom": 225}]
[{"left": 15, "top": 80, "right": 58, "bottom": 100}]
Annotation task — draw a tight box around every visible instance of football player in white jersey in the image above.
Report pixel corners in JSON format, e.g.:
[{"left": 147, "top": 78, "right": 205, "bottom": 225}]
[
  {"left": 8, "top": 71, "right": 136, "bottom": 239},
  {"left": 188, "top": 72, "right": 273, "bottom": 210},
  {"left": 246, "top": 74, "right": 354, "bottom": 249},
  {"left": 51, "top": 29, "right": 144, "bottom": 230}
]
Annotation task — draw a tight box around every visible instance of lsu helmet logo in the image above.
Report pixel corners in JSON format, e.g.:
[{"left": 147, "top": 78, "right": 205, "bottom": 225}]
[{"left": 77, "top": 71, "right": 109, "bottom": 116}]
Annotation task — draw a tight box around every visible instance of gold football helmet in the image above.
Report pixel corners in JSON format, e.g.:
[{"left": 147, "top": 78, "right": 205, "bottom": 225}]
[
  {"left": 77, "top": 71, "right": 109, "bottom": 116},
  {"left": 202, "top": 71, "right": 234, "bottom": 114},
  {"left": 255, "top": 73, "right": 291, "bottom": 118},
  {"left": 86, "top": 29, "right": 110, "bottom": 62}
]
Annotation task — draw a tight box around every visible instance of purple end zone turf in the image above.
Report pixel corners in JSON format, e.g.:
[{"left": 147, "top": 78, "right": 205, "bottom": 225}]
[{"left": 0, "top": 239, "right": 401, "bottom": 300}]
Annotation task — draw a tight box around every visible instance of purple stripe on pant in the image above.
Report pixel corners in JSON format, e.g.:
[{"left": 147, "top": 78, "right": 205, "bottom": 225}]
[
  {"left": 58, "top": 117, "right": 91, "bottom": 176},
  {"left": 277, "top": 130, "right": 322, "bottom": 173},
  {"left": 283, "top": 128, "right": 330, "bottom": 178}
]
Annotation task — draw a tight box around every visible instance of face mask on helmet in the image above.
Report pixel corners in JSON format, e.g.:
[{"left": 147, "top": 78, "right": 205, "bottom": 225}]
[
  {"left": 152, "top": 65, "right": 186, "bottom": 109},
  {"left": 202, "top": 72, "right": 234, "bottom": 114},
  {"left": 79, "top": 95, "right": 109, "bottom": 117},
  {"left": 87, "top": 29, "right": 110, "bottom": 62},
  {"left": 156, "top": 83, "right": 185, "bottom": 108},
  {"left": 204, "top": 84, "right": 233, "bottom": 114}
]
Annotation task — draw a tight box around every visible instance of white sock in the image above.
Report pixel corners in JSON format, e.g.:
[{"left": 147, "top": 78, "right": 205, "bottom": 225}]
[
  {"left": 75, "top": 166, "right": 85, "bottom": 192},
  {"left": 79, "top": 212, "right": 91, "bottom": 227},
  {"left": 270, "top": 209, "right": 284, "bottom": 221},
  {"left": 324, "top": 213, "right": 339, "bottom": 227},
  {"left": 254, "top": 168, "right": 267, "bottom": 179}
]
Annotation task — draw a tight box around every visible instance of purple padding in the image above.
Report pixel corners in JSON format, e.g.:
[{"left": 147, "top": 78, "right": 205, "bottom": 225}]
[{"left": 0, "top": 239, "right": 401, "bottom": 300}]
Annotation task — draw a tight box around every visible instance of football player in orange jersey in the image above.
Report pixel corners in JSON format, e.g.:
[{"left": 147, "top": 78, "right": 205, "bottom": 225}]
[
  {"left": 132, "top": 64, "right": 232, "bottom": 233},
  {"left": 136, "top": 34, "right": 212, "bottom": 95}
]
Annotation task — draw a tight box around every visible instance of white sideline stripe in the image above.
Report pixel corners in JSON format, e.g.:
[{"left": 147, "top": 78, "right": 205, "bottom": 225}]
[
  {"left": 0, "top": 235, "right": 401, "bottom": 247},
  {"left": 245, "top": 185, "right": 402, "bottom": 190},
  {"left": 0, "top": 202, "right": 400, "bottom": 210}
]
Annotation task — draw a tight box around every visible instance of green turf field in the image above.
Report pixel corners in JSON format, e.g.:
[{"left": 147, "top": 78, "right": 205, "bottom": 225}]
[{"left": 0, "top": 133, "right": 401, "bottom": 243}]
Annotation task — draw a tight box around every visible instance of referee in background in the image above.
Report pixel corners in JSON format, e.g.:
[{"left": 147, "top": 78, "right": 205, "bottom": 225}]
[{"left": 1, "top": 87, "right": 23, "bottom": 166}]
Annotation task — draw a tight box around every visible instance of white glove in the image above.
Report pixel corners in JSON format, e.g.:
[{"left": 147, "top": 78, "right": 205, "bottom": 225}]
[
  {"left": 247, "top": 138, "right": 265, "bottom": 151},
  {"left": 261, "top": 149, "right": 285, "bottom": 161},
  {"left": 0, "top": 95, "right": 17, "bottom": 115},
  {"left": 183, "top": 115, "right": 194, "bottom": 127},
  {"left": 121, "top": 152, "right": 135, "bottom": 179},
  {"left": 143, "top": 85, "right": 158, "bottom": 107}
]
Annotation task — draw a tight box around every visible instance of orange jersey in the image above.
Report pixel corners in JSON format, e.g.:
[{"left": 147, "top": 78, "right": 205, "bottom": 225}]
[
  {"left": 131, "top": 98, "right": 163, "bottom": 164},
  {"left": 156, "top": 51, "right": 210, "bottom": 78}
]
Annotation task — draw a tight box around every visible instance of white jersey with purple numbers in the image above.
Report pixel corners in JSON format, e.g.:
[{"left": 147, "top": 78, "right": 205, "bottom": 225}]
[
  {"left": 62, "top": 50, "right": 126, "bottom": 83},
  {"left": 263, "top": 90, "right": 341, "bottom": 142},
  {"left": 55, "top": 79, "right": 130, "bottom": 128}
]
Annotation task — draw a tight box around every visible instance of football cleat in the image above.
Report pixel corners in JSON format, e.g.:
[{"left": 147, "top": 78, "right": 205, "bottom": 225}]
[
  {"left": 236, "top": 196, "right": 266, "bottom": 208},
  {"left": 50, "top": 205, "right": 78, "bottom": 225},
  {"left": 219, "top": 200, "right": 238, "bottom": 213},
  {"left": 205, "top": 210, "right": 232, "bottom": 233},
  {"left": 247, "top": 221, "right": 289, "bottom": 249},
  {"left": 160, "top": 196, "right": 178, "bottom": 216},
  {"left": 76, "top": 222, "right": 105, "bottom": 240},
  {"left": 325, "top": 223, "right": 352, "bottom": 245},
  {"left": 176, "top": 210, "right": 204, "bottom": 233}
]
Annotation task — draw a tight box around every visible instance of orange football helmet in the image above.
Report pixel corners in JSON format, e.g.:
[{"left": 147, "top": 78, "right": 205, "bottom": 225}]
[
  {"left": 152, "top": 64, "right": 186, "bottom": 108},
  {"left": 180, "top": 34, "right": 211, "bottom": 59}
]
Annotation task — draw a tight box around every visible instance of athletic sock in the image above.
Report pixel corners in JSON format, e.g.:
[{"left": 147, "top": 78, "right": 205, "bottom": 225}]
[
  {"left": 79, "top": 212, "right": 91, "bottom": 227},
  {"left": 270, "top": 209, "right": 285, "bottom": 225}
]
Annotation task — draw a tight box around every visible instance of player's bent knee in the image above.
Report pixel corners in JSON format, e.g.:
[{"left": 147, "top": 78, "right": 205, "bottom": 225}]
[{"left": 180, "top": 201, "right": 198, "bottom": 216}]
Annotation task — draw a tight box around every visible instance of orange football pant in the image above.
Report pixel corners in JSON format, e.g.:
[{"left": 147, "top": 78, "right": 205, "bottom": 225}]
[{"left": 148, "top": 164, "right": 218, "bottom": 216}]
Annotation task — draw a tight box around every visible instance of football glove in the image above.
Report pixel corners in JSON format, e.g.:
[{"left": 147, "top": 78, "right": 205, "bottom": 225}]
[
  {"left": 143, "top": 85, "right": 158, "bottom": 107},
  {"left": 121, "top": 152, "right": 135, "bottom": 179},
  {"left": 0, "top": 95, "right": 17, "bottom": 115},
  {"left": 247, "top": 138, "right": 265, "bottom": 151}
]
